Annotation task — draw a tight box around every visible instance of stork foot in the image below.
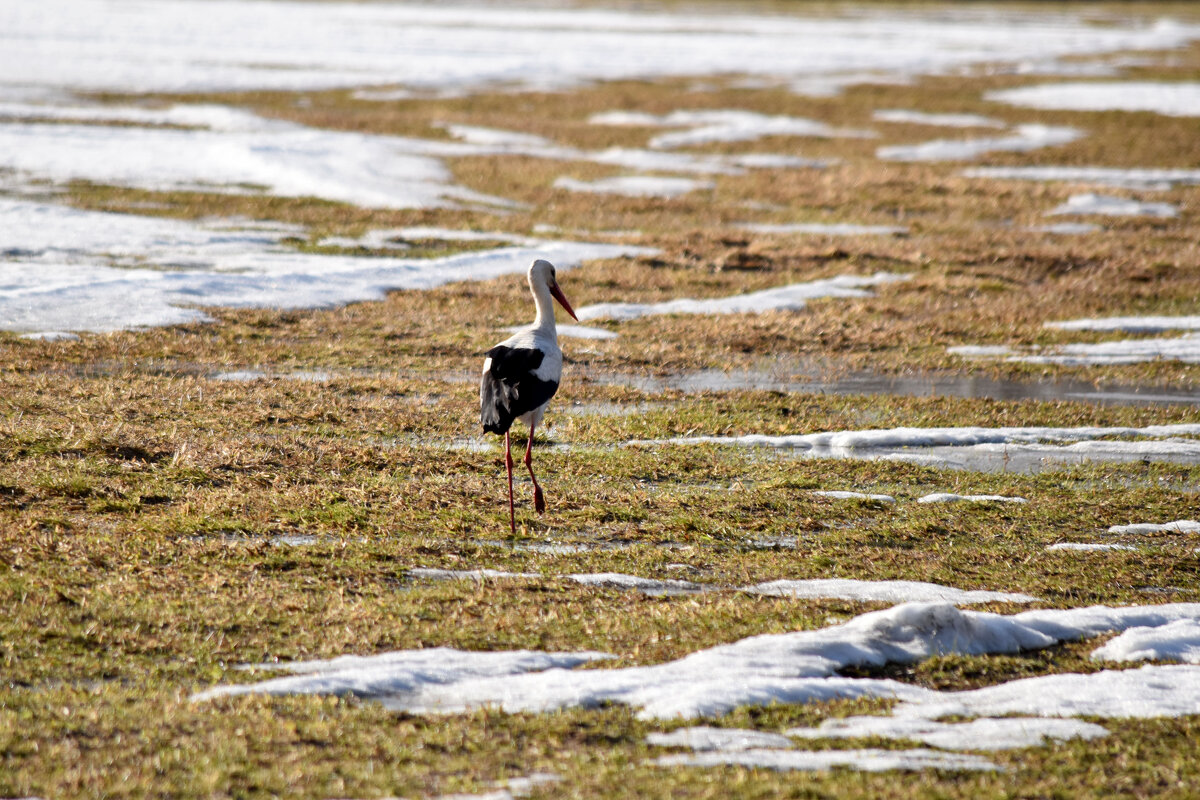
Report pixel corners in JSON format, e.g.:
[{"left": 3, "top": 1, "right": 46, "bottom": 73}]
[{"left": 533, "top": 485, "right": 545, "bottom": 514}]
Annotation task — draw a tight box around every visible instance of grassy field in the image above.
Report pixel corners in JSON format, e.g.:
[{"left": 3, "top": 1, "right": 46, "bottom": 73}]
[{"left": 3, "top": 9, "right": 1200, "bottom": 798}]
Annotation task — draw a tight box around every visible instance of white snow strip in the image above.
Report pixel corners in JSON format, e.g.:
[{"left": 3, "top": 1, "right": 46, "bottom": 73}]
[
  {"left": 1004, "top": 336, "right": 1200, "bottom": 366},
  {"left": 892, "top": 664, "right": 1200, "bottom": 720},
  {"left": 322, "top": 227, "right": 544, "bottom": 250},
  {"left": 743, "top": 579, "right": 1037, "bottom": 605},
  {"left": 786, "top": 715, "right": 1107, "bottom": 751},
  {"left": 566, "top": 573, "right": 703, "bottom": 593},
  {"left": 1107, "top": 520, "right": 1200, "bottom": 535},
  {"left": 647, "top": 726, "right": 793, "bottom": 752},
  {"left": 1030, "top": 222, "right": 1102, "bottom": 235},
  {"left": 873, "top": 109, "right": 1005, "bottom": 128},
  {"left": 812, "top": 491, "right": 896, "bottom": 503},
  {"left": 0, "top": 198, "right": 650, "bottom": 333},
  {"left": 877, "top": 125, "right": 1081, "bottom": 162},
  {"left": 441, "top": 123, "right": 555, "bottom": 150},
  {"left": 589, "top": 109, "right": 875, "bottom": 149},
  {"left": 988, "top": 81, "right": 1200, "bottom": 117},
  {"left": 196, "top": 602, "right": 1200, "bottom": 720},
  {"left": 553, "top": 175, "right": 712, "bottom": 198},
  {"left": 18, "top": 331, "right": 80, "bottom": 342},
  {"left": 408, "top": 568, "right": 542, "bottom": 581},
  {"left": 1045, "top": 543, "right": 1137, "bottom": 552},
  {"left": 1047, "top": 193, "right": 1178, "bottom": 218},
  {"left": 655, "top": 747, "right": 999, "bottom": 772},
  {"left": 576, "top": 272, "right": 907, "bottom": 322},
  {"left": 638, "top": 423, "right": 1200, "bottom": 452},
  {"left": 965, "top": 166, "right": 1200, "bottom": 191},
  {"left": 741, "top": 223, "right": 907, "bottom": 236},
  {"left": 193, "top": 647, "right": 613, "bottom": 702},
  {"left": 917, "top": 493, "right": 1028, "bottom": 504},
  {"left": 725, "top": 154, "right": 831, "bottom": 170},
  {"left": 1092, "top": 619, "right": 1200, "bottom": 664},
  {"left": 1048, "top": 317, "right": 1200, "bottom": 334}
]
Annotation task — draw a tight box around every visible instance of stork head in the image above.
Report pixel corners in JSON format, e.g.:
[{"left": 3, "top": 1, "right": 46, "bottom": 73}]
[{"left": 529, "top": 259, "right": 577, "bottom": 321}]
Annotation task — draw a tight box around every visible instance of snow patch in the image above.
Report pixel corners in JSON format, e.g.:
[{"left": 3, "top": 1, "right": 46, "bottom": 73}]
[
  {"left": 743, "top": 579, "right": 1037, "bottom": 605},
  {"left": 917, "top": 493, "right": 1027, "bottom": 504},
  {"left": 786, "top": 715, "right": 1107, "bottom": 751},
  {"left": 589, "top": 109, "right": 874, "bottom": 149},
  {"left": 1046, "top": 543, "right": 1138, "bottom": 552},
  {"left": 553, "top": 175, "right": 712, "bottom": 198},
  {"left": 965, "top": 165, "right": 1200, "bottom": 191},
  {"left": 655, "top": 747, "right": 999, "bottom": 773},
  {"left": 988, "top": 81, "right": 1200, "bottom": 117},
  {"left": 1092, "top": 619, "right": 1200, "bottom": 664},
  {"left": 877, "top": 125, "right": 1081, "bottom": 162},
  {"left": 1107, "top": 520, "right": 1200, "bottom": 535},
  {"left": 577, "top": 273, "right": 907, "bottom": 322},
  {"left": 812, "top": 491, "right": 896, "bottom": 503},
  {"left": 1048, "top": 193, "right": 1178, "bottom": 218},
  {"left": 741, "top": 223, "right": 907, "bottom": 236},
  {"left": 1048, "top": 318, "right": 1200, "bottom": 334},
  {"left": 873, "top": 109, "right": 1005, "bottom": 128},
  {"left": 647, "top": 726, "right": 793, "bottom": 752}
]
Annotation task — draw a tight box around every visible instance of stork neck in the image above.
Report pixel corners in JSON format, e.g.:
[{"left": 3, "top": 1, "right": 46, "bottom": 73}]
[{"left": 530, "top": 278, "right": 558, "bottom": 332}]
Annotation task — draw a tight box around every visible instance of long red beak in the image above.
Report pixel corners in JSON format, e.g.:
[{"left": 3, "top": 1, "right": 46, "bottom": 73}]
[{"left": 550, "top": 282, "right": 578, "bottom": 321}]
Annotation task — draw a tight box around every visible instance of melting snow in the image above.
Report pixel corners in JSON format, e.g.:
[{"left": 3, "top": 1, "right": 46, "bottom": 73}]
[
  {"left": 955, "top": 335, "right": 1200, "bottom": 366},
  {"left": 987, "top": 81, "right": 1200, "bottom": 117},
  {"left": 1045, "top": 543, "right": 1137, "bottom": 552},
  {"left": 1092, "top": 619, "right": 1200, "bottom": 664},
  {"left": 743, "top": 579, "right": 1037, "bottom": 605},
  {"left": 0, "top": 198, "right": 650, "bottom": 333},
  {"left": 741, "top": 223, "right": 907, "bottom": 236},
  {"left": 812, "top": 491, "right": 896, "bottom": 503},
  {"left": 916, "top": 493, "right": 1028, "bottom": 504},
  {"left": 195, "top": 601, "right": 1200, "bottom": 721},
  {"left": 655, "top": 747, "right": 999, "bottom": 772},
  {"left": 576, "top": 273, "right": 907, "bottom": 322},
  {"left": 873, "top": 109, "right": 1005, "bottom": 128},
  {"left": 877, "top": 125, "right": 1081, "bottom": 162},
  {"left": 647, "top": 726, "right": 793, "bottom": 751},
  {"left": 1107, "top": 520, "right": 1200, "bottom": 535},
  {"left": 1048, "top": 317, "right": 1200, "bottom": 334},
  {"left": 589, "top": 109, "right": 874, "bottom": 149},
  {"left": 965, "top": 166, "right": 1200, "bottom": 191},
  {"left": 1030, "top": 222, "right": 1103, "bottom": 235},
  {"left": 1047, "top": 193, "right": 1178, "bottom": 218},
  {"left": 786, "top": 715, "right": 1107, "bottom": 751},
  {"left": 553, "top": 175, "right": 712, "bottom": 198}
]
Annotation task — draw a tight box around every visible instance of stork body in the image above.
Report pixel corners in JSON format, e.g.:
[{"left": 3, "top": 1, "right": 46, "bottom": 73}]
[{"left": 480, "top": 259, "right": 577, "bottom": 533}]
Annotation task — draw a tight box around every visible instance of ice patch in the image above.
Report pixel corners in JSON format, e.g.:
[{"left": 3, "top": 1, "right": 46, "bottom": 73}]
[
  {"left": 1047, "top": 193, "right": 1178, "bottom": 218},
  {"left": 566, "top": 573, "right": 703, "bottom": 594},
  {"left": 577, "top": 273, "right": 907, "bottom": 322},
  {"left": 873, "top": 109, "right": 1005, "bottom": 128},
  {"left": 18, "top": 330, "right": 79, "bottom": 342},
  {"left": 647, "top": 726, "right": 793, "bottom": 752},
  {"left": 1107, "top": 520, "right": 1200, "bottom": 535},
  {"left": 917, "top": 493, "right": 1028, "bottom": 504},
  {"left": 988, "top": 81, "right": 1200, "bottom": 117},
  {"left": 983, "top": 335, "right": 1200, "bottom": 366},
  {"left": 965, "top": 166, "right": 1200, "bottom": 191},
  {"left": 877, "top": 125, "right": 1081, "bottom": 162},
  {"left": 553, "top": 175, "right": 712, "bottom": 198},
  {"left": 1029, "top": 222, "right": 1103, "bottom": 235},
  {"left": 743, "top": 579, "right": 1037, "bottom": 605},
  {"left": 408, "top": 568, "right": 542, "bottom": 581},
  {"left": 812, "top": 491, "right": 896, "bottom": 503},
  {"left": 1092, "top": 619, "right": 1200, "bottom": 664},
  {"left": 655, "top": 747, "right": 999, "bottom": 773},
  {"left": 0, "top": 198, "right": 651, "bottom": 333},
  {"left": 787, "top": 715, "right": 1107, "bottom": 751},
  {"left": 741, "top": 223, "right": 907, "bottom": 236}
]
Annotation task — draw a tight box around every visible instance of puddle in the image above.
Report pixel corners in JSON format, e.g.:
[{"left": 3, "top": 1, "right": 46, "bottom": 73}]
[{"left": 590, "top": 366, "right": 1200, "bottom": 408}]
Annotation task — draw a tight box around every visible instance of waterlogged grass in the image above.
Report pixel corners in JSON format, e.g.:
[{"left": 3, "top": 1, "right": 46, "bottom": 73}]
[{"left": 5, "top": 12, "right": 1200, "bottom": 798}]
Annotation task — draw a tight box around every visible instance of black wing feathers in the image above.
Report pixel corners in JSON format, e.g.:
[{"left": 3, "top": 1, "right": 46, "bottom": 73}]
[{"left": 480, "top": 345, "right": 560, "bottom": 434}]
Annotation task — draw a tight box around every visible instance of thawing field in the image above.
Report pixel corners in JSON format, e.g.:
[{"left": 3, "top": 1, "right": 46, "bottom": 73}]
[{"left": 3, "top": 1, "right": 1200, "bottom": 798}]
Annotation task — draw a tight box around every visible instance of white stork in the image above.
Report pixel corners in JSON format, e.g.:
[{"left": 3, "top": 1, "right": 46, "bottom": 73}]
[{"left": 480, "top": 259, "right": 578, "bottom": 533}]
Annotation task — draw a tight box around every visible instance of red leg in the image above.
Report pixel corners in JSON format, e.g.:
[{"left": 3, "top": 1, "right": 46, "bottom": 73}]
[
  {"left": 505, "top": 431, "right": 516, "bottom": 534},
  {"left": 525, "top": 422, "right": 545, "bottom": 514}
]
